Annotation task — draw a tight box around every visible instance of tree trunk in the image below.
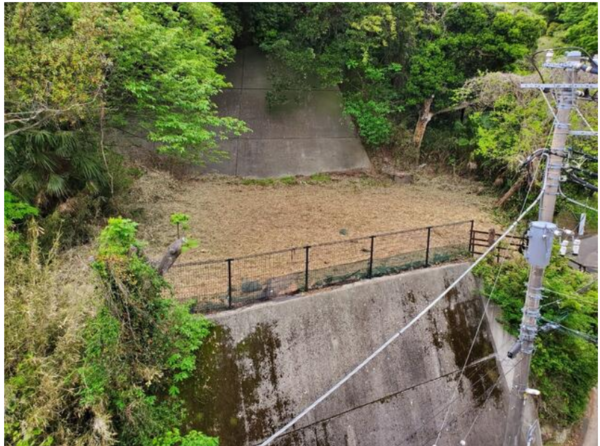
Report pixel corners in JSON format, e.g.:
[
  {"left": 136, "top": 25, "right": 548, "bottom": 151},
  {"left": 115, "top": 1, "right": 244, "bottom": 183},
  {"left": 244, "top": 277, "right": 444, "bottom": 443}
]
[
  {"left": 413, "top": 96, "right": 435, "bottom": 161},
  {"left": 496, "top": 173, "right": 526, "bottom": 208},
  {"left": 156, "top": 238, "right": 185, "bottom": 276},
  {"left": 412, "top": 99, "right": 473, "bottom": 164}
]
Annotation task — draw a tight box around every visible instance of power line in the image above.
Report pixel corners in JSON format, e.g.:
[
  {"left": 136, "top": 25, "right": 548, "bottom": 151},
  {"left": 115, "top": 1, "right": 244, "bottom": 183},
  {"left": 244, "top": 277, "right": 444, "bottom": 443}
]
[
  {"left": 460, "top": 357, "right": 526, "bottom": 444},
  {"left": 504, "top": 50, "right": 580, "bottom": 446},
  {"left": 257, "top": 354, "right": 506, "bottom": 445},
  {"left": 417, "top": 358, "right": 525, "bottom": 446},
  {"left": 540, "top": 316, "right": 598, "bottom": 345},
  {"left": 566, "top": 171, "right": 598, "bottom": 192},
  {"left": 398, "top": 350, "right": 519, "bottom": 446},
  {"left": 569, "top": 148, "right": 598, "bottom": 162},
  {"left": 258, "top": 191, "right": 544, "bottom": 446},
  {"left": 543, "top": 288, "right": 598, "bottom": 307},
  {"left": 433, "top": 145, "right": 546, "bottom": 445},
  {"left": 558, "top": 185, "right": 598, "bottom": 212}
]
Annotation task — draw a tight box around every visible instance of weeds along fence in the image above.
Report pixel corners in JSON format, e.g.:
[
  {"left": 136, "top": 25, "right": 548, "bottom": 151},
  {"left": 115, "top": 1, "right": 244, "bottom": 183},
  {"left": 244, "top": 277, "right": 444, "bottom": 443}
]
[{"left": 167, "top": 220, "right": 500, "bottom": 313}]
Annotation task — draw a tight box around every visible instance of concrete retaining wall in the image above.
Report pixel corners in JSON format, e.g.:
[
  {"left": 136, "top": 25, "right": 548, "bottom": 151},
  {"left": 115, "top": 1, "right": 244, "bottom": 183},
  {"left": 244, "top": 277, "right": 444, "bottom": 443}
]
[
  {"left": 179, "top": 264, "right": 511, "bottom": 445},
  {"left": 108, "top": 47, "right": 371, "bottom": 178}
]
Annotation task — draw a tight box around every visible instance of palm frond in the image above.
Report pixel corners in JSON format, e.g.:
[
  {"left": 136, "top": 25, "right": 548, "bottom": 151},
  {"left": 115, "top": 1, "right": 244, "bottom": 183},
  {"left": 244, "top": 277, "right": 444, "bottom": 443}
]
[{"left": 46, "top": 174, "right": 68, "bottom": 197}]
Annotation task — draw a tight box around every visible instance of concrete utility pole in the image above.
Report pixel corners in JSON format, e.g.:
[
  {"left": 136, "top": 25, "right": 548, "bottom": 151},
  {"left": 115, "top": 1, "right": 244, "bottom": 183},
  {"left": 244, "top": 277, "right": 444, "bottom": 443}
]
[{"left": 502, "top": 51, "right": 580, "bottom": 446}]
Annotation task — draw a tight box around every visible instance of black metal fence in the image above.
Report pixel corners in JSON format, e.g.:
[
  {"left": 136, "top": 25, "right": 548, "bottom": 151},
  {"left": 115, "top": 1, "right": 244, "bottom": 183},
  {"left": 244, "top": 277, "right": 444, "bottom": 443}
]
[{"left": 168, "top": 220, "right": 478, "bottom": 313}]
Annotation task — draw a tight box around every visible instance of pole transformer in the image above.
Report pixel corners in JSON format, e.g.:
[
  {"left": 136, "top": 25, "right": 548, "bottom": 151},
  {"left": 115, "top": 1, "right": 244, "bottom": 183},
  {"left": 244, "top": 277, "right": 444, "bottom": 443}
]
[{"left": 502, "top": 51, "right": 580, "bottom": 446}]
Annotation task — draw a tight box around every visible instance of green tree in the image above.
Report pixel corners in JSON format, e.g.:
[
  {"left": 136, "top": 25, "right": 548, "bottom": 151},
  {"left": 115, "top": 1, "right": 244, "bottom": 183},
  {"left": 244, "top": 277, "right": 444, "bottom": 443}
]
[
  {"left": 404, "top": 4, "right": 545, "bottom": 157},
  {"left": 527, "top": 2, "right": 598, "bottom": 54},
  {"left": 233, "top": 3, "right": 544, "bottom": 161},
  {"left": 4, "top": 3, "right": 247, "bottom": 211},
  {"left": 104, "top": 3, "right": 247, "bottom": 162}
]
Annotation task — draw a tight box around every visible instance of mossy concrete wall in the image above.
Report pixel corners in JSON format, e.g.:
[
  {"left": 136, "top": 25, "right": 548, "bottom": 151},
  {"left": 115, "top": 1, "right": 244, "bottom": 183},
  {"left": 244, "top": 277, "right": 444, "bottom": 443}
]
[{"left": 180, "top": 263, "right": 510, "bottom": 445}]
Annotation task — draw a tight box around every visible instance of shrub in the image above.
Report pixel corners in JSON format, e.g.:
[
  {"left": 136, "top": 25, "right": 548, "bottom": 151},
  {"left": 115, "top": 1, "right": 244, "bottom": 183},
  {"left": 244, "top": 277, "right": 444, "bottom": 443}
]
[
  {"left": 83, "top": 218, "right": 215, "bottom": 444},
  {"left": 5, "top": 217, "right": 217, "bottom": 445},
  {"left": 474, "top": 247, "right": 598, "bottom": 425}
]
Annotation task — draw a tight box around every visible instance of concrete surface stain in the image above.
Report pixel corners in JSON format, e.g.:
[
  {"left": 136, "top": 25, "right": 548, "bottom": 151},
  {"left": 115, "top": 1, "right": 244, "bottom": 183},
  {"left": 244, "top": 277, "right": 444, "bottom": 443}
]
[
  {"left": 179, "top": 323, "right": 292, "bottom": 445},
  {"left": 443, "top": 295, "right": 502, "bottom": 406},
  {"left": 427, "top": 311, "right": 444, "bottom": 350}
]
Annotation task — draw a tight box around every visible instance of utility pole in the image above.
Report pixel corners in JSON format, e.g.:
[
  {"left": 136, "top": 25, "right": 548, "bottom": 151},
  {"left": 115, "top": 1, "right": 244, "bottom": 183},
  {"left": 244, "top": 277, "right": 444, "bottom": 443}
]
[{"left": 502, "top": 51, "right": 580, "bottom": 446}]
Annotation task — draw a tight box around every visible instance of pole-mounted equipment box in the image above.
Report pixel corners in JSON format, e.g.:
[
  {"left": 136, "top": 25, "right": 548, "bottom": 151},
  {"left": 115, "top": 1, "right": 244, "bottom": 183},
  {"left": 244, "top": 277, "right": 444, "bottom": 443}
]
[{"left": 525, "top": 221, "right": 557, "bottom": 268}]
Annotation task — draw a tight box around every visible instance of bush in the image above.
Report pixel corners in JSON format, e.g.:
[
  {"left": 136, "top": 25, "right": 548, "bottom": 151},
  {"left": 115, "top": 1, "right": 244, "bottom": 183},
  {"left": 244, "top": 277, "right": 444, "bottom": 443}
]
[
  {"left": 474, "top": 248, "right": 598, "bottom": 425},
  {"left": 4, "top": 191, "right": 38, "bottom": 256},
  {"left": 344, "top": 97, "right": 393, "bottom": 148},
  {"left": 5, "top": 233, "right": 98, "bottom": 445},
  {"left": 5, "top": 217, "right": 217, "bottom": 445},
  {"left": 83, "top": 218, "right": 215, "bottom": 444}
]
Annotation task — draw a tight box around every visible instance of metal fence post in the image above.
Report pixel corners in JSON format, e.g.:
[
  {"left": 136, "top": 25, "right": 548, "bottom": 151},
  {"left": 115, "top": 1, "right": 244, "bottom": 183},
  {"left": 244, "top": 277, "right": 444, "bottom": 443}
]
[
  {"left": 469, "top": 220, "right": 475, "bottom": 255},
  {"left": 425, "top": 227, "right": 432, "bottom": 267},
  {"left": 304, "top": 246, "right": 310, "bottom": 291},
  {"left": 227, "top": 259, "right": 233, "bottom": 308},
  {"left": 368, "top": 236, "right": 375, "bottom": 278}
]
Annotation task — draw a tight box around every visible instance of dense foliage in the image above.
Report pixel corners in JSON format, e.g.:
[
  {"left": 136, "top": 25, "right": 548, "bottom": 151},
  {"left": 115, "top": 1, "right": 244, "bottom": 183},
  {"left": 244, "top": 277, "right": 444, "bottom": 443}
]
[
  {"left": 529, "top": 2, "right": 598, "bottom": 54},
  {"left": 4, "top": 3, "right": 246, "bottom": 212},
  {"left": 475, "top": 249, "right": 597, "bottom": 425},
  {"left": 4, "top": 3, "right": 598, "bottom": 443},
  {"left": 5, "top": 2, "right": 597, "bottom": 205},
  {"left": 5, "top": 216, "right": 216, "bottom": 445},
  {"left": 227, "top": 3, "right": 545, "bottom": 159}
]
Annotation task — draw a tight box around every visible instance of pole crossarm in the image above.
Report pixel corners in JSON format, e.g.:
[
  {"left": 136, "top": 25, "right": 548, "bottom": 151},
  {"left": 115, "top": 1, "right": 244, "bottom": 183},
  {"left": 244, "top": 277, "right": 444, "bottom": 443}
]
[
  {"left": 569, "top": 130, "right": 598, "bottom": 136},
  {"left": 520, "top": 83, "right": 597, "bottom": 89}
]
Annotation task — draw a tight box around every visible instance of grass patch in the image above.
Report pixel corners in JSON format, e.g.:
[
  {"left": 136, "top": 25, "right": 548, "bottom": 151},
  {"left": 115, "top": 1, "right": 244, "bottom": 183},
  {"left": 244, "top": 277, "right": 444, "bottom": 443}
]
[
  {"left": 240, "top": 176, "right": 298, "bottom": 186},
  {"left": 308, "top": 173, "right": 332, "bottom": 184},
  {"left": 279, "top": 176, "right": 298, "bottom": 185},
  {"left": 357, "top": 175, "right": 393, "bottom": 188},
  {"left": 241, "top": 178, "right": 278, "bottom": 186}
]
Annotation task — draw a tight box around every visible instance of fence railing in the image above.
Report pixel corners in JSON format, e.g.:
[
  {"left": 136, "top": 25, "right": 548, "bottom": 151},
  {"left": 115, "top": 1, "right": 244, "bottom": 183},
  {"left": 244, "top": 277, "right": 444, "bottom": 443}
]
[
  {"left": 168, "top": 220, "right": 481, "bottom": 313},
  {"left": 470, "top": 229, "right": 528, "bottom": 261}
]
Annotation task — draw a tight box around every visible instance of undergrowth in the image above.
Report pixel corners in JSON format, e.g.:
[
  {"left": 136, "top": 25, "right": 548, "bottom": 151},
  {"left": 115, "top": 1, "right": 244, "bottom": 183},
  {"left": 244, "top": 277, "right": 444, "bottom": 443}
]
[{"left": 5, "top": 211, "right": 217, "bottom": 445}]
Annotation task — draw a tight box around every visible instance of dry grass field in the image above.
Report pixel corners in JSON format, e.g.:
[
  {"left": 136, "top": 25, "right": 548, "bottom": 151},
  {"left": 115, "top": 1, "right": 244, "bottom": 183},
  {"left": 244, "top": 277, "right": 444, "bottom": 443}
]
[{"left": 127, "top": 170, "right": 498, "bottom": 263}]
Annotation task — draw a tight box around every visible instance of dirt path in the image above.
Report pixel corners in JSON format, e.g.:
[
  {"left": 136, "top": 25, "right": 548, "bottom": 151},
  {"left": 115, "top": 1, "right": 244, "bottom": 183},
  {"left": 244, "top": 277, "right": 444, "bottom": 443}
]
[{"left": 127, "top": 171, "right": 497, "bottom": 262}]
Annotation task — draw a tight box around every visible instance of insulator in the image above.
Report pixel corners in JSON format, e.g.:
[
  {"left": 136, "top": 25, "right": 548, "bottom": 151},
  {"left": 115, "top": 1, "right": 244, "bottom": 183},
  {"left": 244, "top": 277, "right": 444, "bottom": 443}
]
[
  {"left": 559, "top": 239, "right": 569, "bottom": 256},
  {"left": 572, "top": 239, "right": 581, "bottom": 256}
]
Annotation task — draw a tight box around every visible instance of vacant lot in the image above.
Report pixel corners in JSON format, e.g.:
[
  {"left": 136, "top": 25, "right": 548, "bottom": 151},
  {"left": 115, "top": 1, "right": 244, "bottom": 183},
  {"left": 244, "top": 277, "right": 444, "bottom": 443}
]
[{"left": 128, "top": 171, "right": 497, "bottom": 262}]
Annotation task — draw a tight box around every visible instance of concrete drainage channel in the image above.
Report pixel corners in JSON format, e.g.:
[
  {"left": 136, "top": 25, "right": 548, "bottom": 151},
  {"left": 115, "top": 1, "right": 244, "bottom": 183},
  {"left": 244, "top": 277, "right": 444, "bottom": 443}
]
[{"left": 177, "top": 263, "right": 531, "bottom": 446}]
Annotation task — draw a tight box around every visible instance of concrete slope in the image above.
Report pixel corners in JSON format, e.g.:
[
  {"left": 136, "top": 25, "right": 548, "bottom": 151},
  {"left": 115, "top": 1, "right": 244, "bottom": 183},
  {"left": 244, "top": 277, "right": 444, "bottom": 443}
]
[
  {"left": 201, "top": 46, "right": 372, "bottom": 177},
  {"left": 107, "top": 46, "right": 371, "bottom": 178},
  {"left": 179, "top": 264, "right": 509, "bottom": 445}
]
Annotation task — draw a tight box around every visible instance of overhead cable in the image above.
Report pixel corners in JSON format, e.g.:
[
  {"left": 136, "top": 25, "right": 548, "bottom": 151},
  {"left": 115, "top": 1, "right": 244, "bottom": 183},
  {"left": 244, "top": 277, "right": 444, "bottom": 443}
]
[
  {"left": 258, "top": 191, "right": 544, "bottom": 446},
  {"left": 459, "top": 357, "right": 526, "bottom": 445},
  {"left": 434, "top": 146, "right": 546, "bottom": 445},
  {"left": 540, "top": 316, "right": 598, "bottom": 345},
  {"left": 569, "top": 148, "right": 598, "bottom": 162},
  {"left": 566, "top": 172, "right": 598, "bottom": 192},
  {"left": 544, "top": 288, "right": 598, "bottom": 306},
  {"left": 558, "top": 185, "right": 598, "bottom": 212}
]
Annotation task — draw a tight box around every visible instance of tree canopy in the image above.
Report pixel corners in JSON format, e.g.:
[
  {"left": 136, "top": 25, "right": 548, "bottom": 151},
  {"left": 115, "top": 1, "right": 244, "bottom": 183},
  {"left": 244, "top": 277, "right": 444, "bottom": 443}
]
[
  {"left": 4, "top": 3, "right": 246, "bottom": 207},
  {"left": 226, "top": 3, "right": 545, "bottom": 155}
]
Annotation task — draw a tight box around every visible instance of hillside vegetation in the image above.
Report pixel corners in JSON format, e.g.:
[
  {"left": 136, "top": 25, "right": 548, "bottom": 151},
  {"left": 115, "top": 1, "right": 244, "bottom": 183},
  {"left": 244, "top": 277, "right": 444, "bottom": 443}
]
[{"left": 4, "top": 3, "right": 598, "bottom": 445}]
